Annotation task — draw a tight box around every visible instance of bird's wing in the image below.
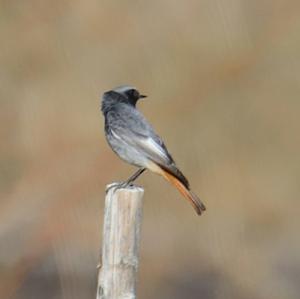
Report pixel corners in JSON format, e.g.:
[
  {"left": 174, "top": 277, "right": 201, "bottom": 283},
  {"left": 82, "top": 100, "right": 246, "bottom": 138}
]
[
  {"left": 107, "top": 107, "right": 173, "bottom": 165},
  {"left": 106, "top": 106, "right": 190, "bottom": 188}
]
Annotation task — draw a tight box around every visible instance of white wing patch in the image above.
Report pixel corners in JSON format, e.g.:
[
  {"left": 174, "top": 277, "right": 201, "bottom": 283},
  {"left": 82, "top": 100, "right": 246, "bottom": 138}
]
[
  {"left": 110, "top": 129, "right": 122, "bottom": 140},
  {"left": 110, "top": 128, "right": 170, "bottom": 164},
  {"left": 141, "top": 137, "right": 170, "bottom": 162}
]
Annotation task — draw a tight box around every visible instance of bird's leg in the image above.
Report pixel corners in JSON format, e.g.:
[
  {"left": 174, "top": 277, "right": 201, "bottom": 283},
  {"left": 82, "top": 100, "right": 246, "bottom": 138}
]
[
  {"left": 106, "top": 168, "right": 146, "bottom": 193},
  {"left": 124, "top": 168, "right": 146, "bottom": 185}
]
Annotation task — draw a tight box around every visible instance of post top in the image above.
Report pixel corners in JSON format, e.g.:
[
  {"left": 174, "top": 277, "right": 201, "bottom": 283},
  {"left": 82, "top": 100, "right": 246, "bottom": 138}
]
[{"left": 106, "top": 183, "right": 144, "bottom": 194}]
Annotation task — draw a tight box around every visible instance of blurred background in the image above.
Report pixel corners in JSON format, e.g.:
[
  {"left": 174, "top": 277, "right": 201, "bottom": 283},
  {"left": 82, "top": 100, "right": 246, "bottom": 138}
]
[{"left": 1, "top": 1, "right": 300, "bottom": 298}]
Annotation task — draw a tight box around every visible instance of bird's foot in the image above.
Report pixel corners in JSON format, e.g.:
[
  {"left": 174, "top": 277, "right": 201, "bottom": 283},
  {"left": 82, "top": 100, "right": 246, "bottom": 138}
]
[{"left": 105, "top": 181, "right": 134, "bottom": 194}]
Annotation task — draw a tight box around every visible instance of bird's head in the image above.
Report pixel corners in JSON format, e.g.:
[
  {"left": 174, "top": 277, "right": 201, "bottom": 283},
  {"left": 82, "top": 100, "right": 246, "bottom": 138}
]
[
  {"left": 101, "top": 85, "right": 147, "bottom": 114},
  {"left": 112, "top": 85, "right": 147, "bottom": 103}
]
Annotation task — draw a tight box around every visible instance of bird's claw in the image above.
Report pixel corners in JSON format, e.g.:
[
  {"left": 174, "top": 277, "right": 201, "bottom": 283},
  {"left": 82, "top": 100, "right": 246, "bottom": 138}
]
[{"left": 105, "top": 182, "right": 133, "bottom": 194}]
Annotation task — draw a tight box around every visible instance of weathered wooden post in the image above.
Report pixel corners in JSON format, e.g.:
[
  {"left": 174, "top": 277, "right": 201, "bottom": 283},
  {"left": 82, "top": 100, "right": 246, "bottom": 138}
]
[{"left": 96, "top": 185, "right": 144, "bottom": 299}]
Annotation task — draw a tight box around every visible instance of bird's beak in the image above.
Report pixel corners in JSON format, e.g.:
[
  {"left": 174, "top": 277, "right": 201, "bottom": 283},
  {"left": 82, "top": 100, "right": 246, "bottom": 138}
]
[{"left": 139, "top": 95, "right": 147, "bottom": 99}]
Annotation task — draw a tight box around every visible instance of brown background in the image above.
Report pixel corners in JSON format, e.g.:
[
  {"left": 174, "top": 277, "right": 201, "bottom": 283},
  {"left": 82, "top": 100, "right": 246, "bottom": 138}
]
[{"left": 1, "top": 1, "right": 300, "bottom": 298}]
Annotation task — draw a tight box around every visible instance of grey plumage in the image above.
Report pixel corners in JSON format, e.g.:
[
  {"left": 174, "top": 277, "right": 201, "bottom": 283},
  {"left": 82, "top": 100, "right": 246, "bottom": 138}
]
[{"left": 101, "top": 85, "right": 205, "bottom": 215}]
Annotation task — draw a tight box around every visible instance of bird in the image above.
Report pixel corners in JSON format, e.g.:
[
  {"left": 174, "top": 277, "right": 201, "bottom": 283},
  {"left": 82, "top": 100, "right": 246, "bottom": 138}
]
[{"left": 101, "top": 85, "right": 206, "bottom": 215}]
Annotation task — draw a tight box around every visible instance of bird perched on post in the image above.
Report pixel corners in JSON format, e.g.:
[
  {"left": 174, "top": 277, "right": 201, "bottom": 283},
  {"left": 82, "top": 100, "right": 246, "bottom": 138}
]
[{"left": 101, "top": 85, "right": 206, "bottom": 215}]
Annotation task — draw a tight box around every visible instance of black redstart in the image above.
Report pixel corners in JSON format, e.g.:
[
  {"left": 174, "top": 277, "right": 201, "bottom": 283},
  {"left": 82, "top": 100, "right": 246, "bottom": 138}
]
[{"left": 101, "top": 85, "right": 206, "bottom": 215}]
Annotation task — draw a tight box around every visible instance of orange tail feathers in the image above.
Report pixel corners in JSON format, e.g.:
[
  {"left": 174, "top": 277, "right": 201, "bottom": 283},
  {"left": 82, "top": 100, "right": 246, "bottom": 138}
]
[{"left": 160, "top": 169, "right": 206, "bottom": 215}]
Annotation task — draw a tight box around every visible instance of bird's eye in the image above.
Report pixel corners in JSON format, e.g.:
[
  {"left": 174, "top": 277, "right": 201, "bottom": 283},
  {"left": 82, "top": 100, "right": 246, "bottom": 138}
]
[{"left": 130, "top": 89, "right": 139, "bottom": 98}]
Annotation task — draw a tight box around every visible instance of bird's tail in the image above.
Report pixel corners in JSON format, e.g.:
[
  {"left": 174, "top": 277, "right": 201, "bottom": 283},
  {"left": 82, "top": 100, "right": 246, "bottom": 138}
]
[{"left": 160, "top": 169, "right": 206, "bottom": 215}]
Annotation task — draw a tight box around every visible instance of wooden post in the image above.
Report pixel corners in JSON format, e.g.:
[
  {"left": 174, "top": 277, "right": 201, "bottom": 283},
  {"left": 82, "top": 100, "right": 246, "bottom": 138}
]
[{"left": 97, "top": 184, "right": 144, "bottom": 299}]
